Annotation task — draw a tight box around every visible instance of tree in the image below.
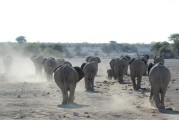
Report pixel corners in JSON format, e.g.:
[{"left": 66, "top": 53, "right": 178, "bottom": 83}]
[
  {"left": 16, "top": 36, "right": 27, "bottom": 44},
  {"left": 169, "top": 33, "right": 179, "bottom": 55}
]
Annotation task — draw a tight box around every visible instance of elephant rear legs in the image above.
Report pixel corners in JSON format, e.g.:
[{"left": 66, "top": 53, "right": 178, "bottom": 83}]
[
  {"left": 61, "top": 84, "right": 76, "bottom": 105},
  {"left": 85, "top": 77, "right": 94, "bottom": 91},
  {"left": 130, "top": 75, "right": 142, "bottom": 91}
]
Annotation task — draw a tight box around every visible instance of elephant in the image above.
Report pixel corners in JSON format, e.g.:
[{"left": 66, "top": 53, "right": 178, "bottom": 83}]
[
  {"left": 86, "top": 56, "right": 101, "bottom": 75},
  {"left": 54, "top": 65, "right": 84, "bottom": 104},
  {"left": 148, "top": 56, "right": 165, "bottom": 75},
  {"left": 149, "top": 63, "right": 171, "bottom": 110},
  {"left": 56, "top": 58, "right": 73, "bottom": 67},
  {"left": 109, "top": 58, "right": 117, "bottom": 79},
  {"left": 129, "top": 58, "right": 147, "bottom": 90},
  {"left": 43, "top": 57, "right": 57, "bottom": 81},
  {"left": 139, "top": 54, "right": 149, "bottom": 76},
  {"left": 120, "top": 55, "right": 131, "bottom": 75},
  {"left": 154, "top": 56, "right": 164, "bottom": 65},
  {"left": 31, "top": 55, "right": 45, "bottom": 76},
  {"left": 81, "top": 61, "right": 98, "bottom": 91},
  {"left": 114, "top": 58, "right": 128, "bottom": 83},
  {"left": 107, "top": 69, "right": 113, "bottom": 80},
  {"left": 3, "top": 55, "right": 13, "bottom": 74},
  {"left": 55, "top": 58, "right": 65, "bottom": 67}
]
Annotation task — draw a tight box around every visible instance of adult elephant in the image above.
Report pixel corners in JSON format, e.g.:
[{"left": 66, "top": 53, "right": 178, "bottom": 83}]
[
  {"left": 114, "top": 58, "right": 128, "bottom": 83},
  {"left": 140, "top": 54, "right": 149, "bottom": 75},
  {"left": 54, "top": 65, "right": 84, "bottom": 104},
  {"left": 154, "top": 56, "right": 164, "bottom": 65},
  {"left": 149, "top": 63, "right": 171, "bottom": 111},
  {"left": 129, "top": 58, "right": 147, "bottom": 90},
  {"left": 43, "top": 57, "right": 57, "bottom": 81},
  {"left": 3, "top": 55, "right": 13, "bottom": 74},
  {"left": 31, "top": 55, "right": 45, "bottom": 76},
  {"left": 86, "top": 56, "right": 101, "bottom": 75},
  {"left": 120, "top": 55, "right": 131, "bottom": 75},
  {"left": 148, "top": 56, "right": 165, "bottom": 75},
  {"left": 55, "top": 58, "right": 65, "bottom": 67},
  {"left": 109, "top": 58, "right": 118, "bottom": 80},
  {"left": 81, "top": 61, "right": 98, "bottom": 91}
]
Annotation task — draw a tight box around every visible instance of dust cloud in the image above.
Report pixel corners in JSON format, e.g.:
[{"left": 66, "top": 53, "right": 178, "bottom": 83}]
[{"left": 0, "top": 55, "right": 46, "bottom": 83}]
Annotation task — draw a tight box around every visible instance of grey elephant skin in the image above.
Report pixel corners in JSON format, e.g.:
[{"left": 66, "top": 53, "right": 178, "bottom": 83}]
[
  {"left": 149, "top": 63, "right": 171, "bottom": 111},
  {"left": 54, "top": 65, "right": 84, "bottom": 104},
  {"left": 86, "top": 56, "right": 101, "bottom": 75},
  {"left": 31, "top": 55, "right": 45, "bottom": 76},
  {"left": 129, "top": 58, "right": 147, "bottom": 90},
  {"left": 154, "top": 56, "right": 164, "bottom": 65},
  {"left": 43, "top": 57, "right": 57, "bottom": 81},
  {"left": 81, "top": 61, "right": 98, "bottom": 91},
  {"left": 114, "top": 58, "right": 128, "bottom": 83},
  {"left": 120, "top": 55, "right": 131, "bottom": 75},
  {"left": 110, "top": 58, "right": 128, "bottom": 83}
]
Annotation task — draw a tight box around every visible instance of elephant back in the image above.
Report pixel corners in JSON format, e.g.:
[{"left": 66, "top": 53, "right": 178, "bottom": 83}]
[
  {"left": 130, "top": 59, "right": 146, "bottom": 75},
  {"left": 43, "top": 58, "right": 57, "bottom": 71},
  {"left": 149, "top": 63, "right": 171, "bottom": 84},
  {"left": 88, "top": 56, "right": 101, "bottom": 63},
  {"left": 83, "top": 62, "right": 97, "bottom": 76},
  {"left": 54, "top": 65, "right": 79, "bottom": 84}
]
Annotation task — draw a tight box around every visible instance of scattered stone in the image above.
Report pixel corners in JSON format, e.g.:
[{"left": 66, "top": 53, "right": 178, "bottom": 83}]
[
  {"left": 136, "top": 105, "right": 141, "bottom": 108},
  {"left": 84, "top": 112, "right": 88, "bottom": 114},
  {"left": 86, "top": 115, "right": 90, "bottom": 118},
  {"left": 17, "top": 95, "right": 21, "bottom": 98},
  {"left": 73, "top": 112, "right": 79, "bottom": 116},
  {"left": 176, "top": 88, "right": 178, "bottom": 91}
]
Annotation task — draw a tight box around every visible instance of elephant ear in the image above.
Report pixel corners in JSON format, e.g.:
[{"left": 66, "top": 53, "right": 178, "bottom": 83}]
[
  {"left": 141, "top": 59, "right": 147, "bottom": 65},
  {"left": 42, "top": 58, "right": 47, "bottom": 64},
  {"left": 96, "top": 57, "right": 101, "bottom": 63},
  {"left": 129, "top": 58, "right": 135, "bottom": 64},
  {"left": 81, "top": 63, "right": 86, "bottom": 69},
  {"left": 148, "top": 62, "right": 154, "bottom": 74},
  {"left": 146, "top": 54, "right": 149, "bottom": 59},
  {"left": 86, "top": 56, "right": 91, "bottom": 62},
  {"left": 74, "top": 66, "right": 84, "bottom": 82}
]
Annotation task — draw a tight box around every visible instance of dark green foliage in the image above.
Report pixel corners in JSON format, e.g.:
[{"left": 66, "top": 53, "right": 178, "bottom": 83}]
[
  {"left": 16, "top": 36, "right": 27, "bottom": 44},
  {"left": 101, "top": 44, "right": 112, "bottom": 54},
  {"left": 23, "top": 43, "right": 41, "bottom": 56}
]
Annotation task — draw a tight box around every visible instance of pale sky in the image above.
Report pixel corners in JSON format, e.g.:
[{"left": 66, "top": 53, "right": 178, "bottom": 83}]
[{"left": 0, "top": 0, "right": 179, "bottom": 43}]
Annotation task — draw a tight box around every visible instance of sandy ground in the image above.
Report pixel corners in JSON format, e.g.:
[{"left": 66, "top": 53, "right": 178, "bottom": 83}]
[{"left": 0, "top": 57, "right": 179, "bottom": 120}]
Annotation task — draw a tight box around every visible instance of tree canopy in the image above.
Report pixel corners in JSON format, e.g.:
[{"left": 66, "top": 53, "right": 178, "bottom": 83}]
[{"left": 16, "top": 36, "right": 27, "bottom": 44}]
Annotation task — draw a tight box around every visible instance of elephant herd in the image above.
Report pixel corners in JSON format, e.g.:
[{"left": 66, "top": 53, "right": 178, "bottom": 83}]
[
  {"left": 1, "top": 54, "right": 171, "bottom": 112},
  {"left": 107, "top": 54, "right": 171, "bottom": 111},
  {"left": 30, "top": 55, "right": 101, "bottom": 104},
  {"left": 30, "top": 54, "right": 171, "bottom": 111}
]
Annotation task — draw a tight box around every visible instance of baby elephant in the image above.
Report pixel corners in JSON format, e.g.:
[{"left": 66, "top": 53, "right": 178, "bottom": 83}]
[
  {"left": 149, "top": 63, "right": 171, "bottom": 111},
  {"left": 54, "top": 65, "right": 84, "bottom": 104}
]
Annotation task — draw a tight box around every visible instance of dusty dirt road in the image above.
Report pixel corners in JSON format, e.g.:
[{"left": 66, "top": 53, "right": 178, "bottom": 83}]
[{"left": 0, "top": 57, "right": 179, "bottom": 120}]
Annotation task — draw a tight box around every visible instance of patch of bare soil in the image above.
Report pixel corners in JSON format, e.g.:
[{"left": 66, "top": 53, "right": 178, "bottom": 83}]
[{"left": 0, "top": 58, "right": 179, "bottom": 120}]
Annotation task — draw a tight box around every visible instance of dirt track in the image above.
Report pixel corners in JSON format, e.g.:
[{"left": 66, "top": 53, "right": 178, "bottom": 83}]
[{"left": 0, "top": 57, "right": 179, "bottom": 120}]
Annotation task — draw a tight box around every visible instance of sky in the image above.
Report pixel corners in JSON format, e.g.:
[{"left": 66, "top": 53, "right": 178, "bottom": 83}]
[{"left": 0, "top": 0, "right": 179, "bottom": 44}]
